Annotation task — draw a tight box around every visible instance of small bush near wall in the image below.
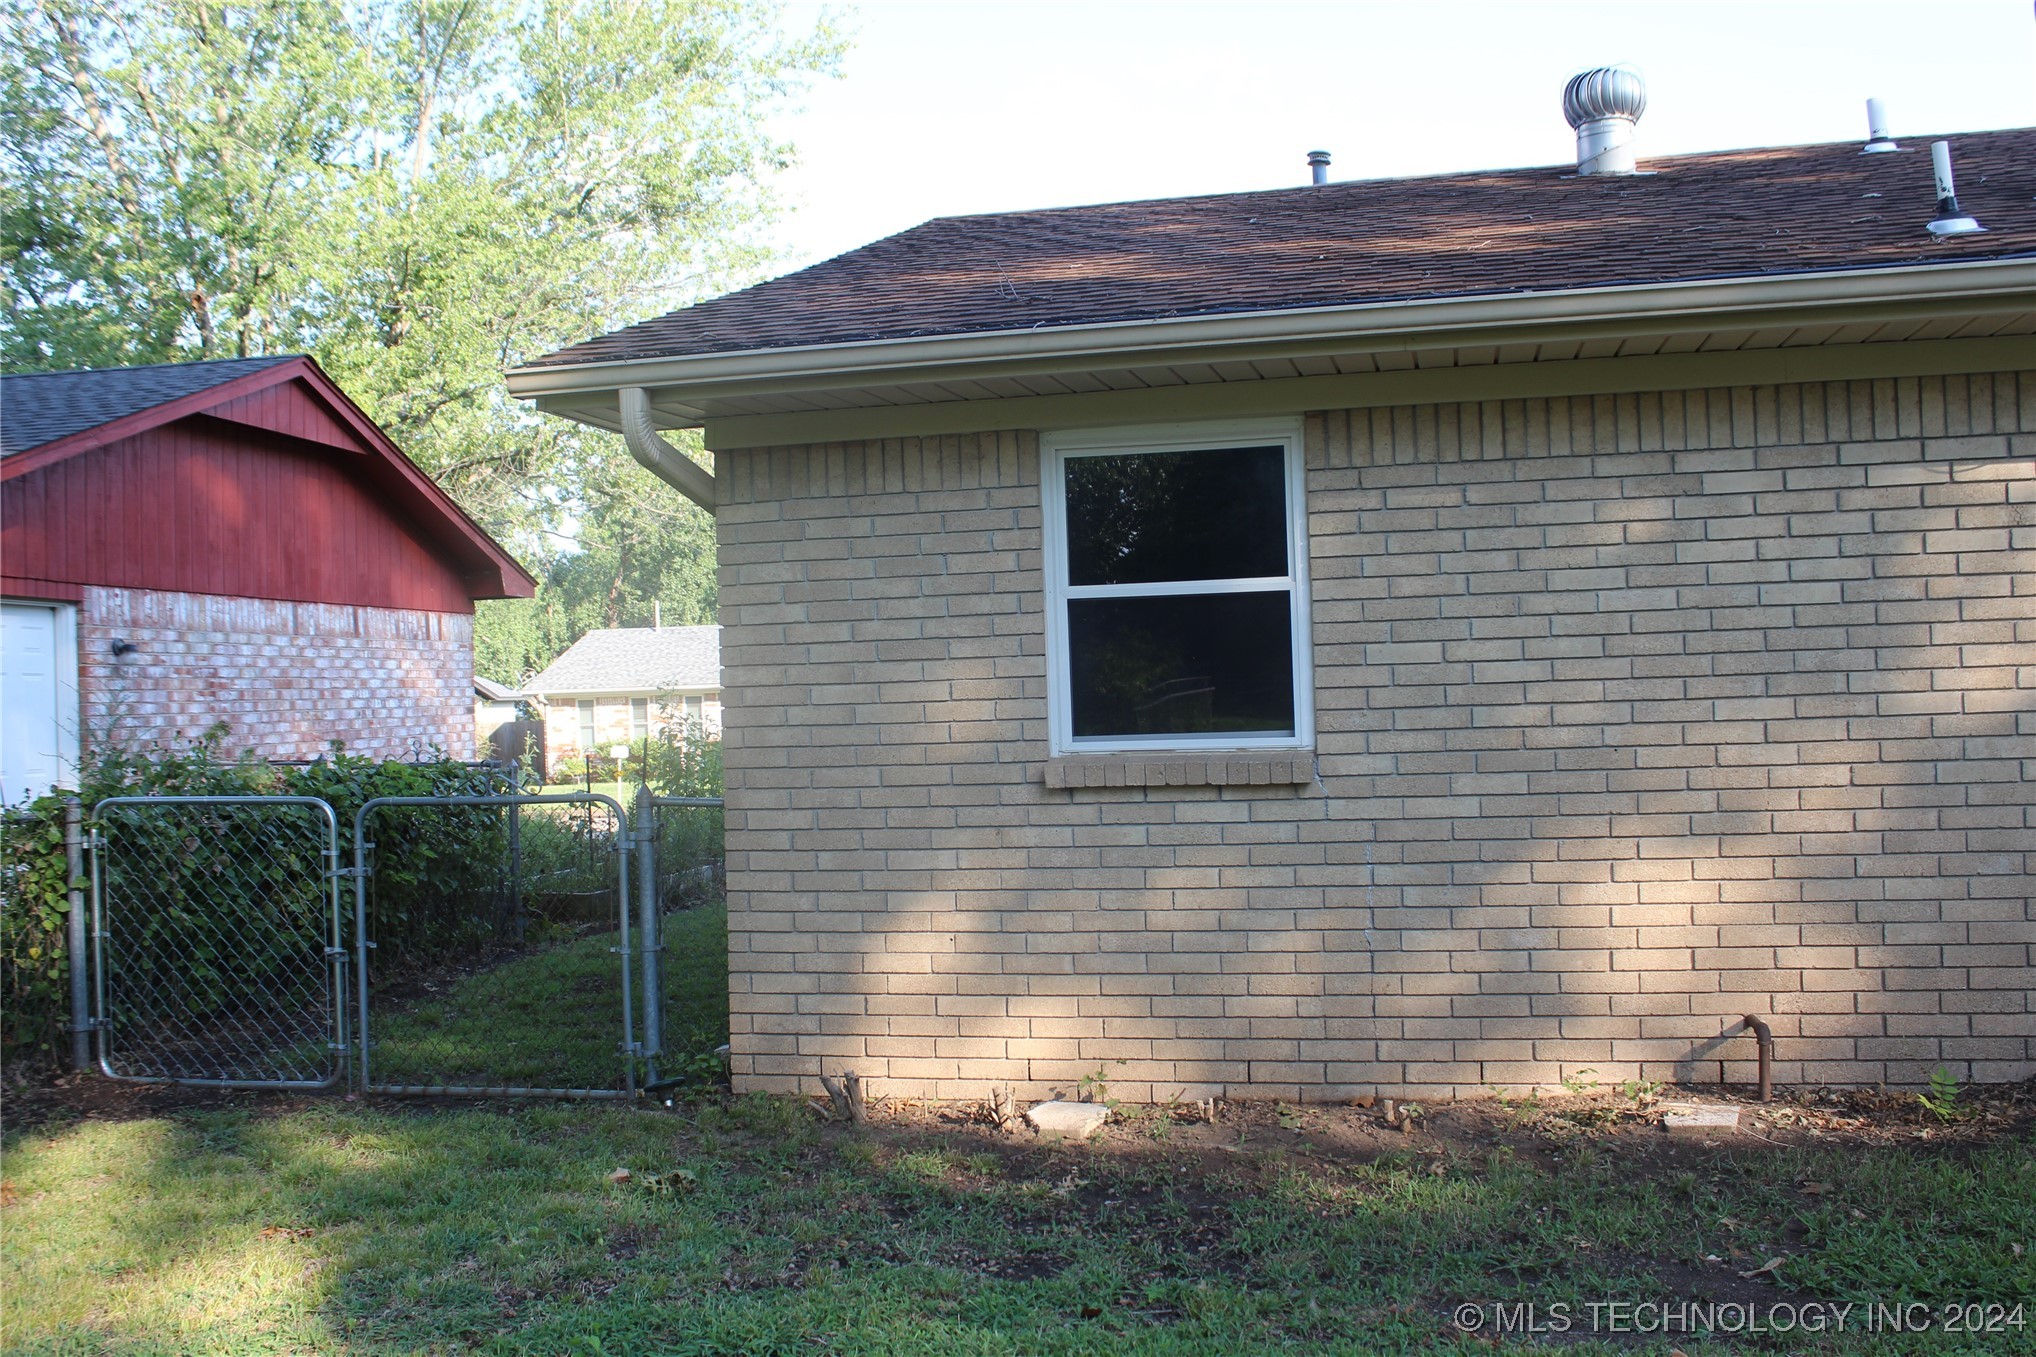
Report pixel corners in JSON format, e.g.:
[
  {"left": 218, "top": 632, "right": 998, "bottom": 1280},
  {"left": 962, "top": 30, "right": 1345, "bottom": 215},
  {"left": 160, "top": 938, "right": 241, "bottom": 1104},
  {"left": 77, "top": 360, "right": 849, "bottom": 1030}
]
[
  {"left": 643, "top": 718, "right": 725, "bottom": 885},
  {"left": 0, "top": 727, "right": 507, "bottom": 1070}
]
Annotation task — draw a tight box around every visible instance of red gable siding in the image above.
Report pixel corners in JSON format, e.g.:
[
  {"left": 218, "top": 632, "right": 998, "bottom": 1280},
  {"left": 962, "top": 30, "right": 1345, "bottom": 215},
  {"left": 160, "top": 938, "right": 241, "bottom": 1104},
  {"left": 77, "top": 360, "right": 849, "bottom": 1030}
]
[
  {"left": 205, "top": 382, "right": 364, "bottom": 452},
  {"left": 3, "top": 416, "right": 477, "bottom": 614}
]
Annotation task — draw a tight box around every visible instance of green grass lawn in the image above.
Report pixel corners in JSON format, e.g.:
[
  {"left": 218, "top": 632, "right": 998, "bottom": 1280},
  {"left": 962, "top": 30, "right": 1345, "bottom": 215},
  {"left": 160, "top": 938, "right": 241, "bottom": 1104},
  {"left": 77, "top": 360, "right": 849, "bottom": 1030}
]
[
  {"left": 365, "top": 906, "right": 728, "bottom": 1094},
  {"left": 5, "top": 901, "right": 2031, "bottom": 1355},
  {"left": 4, "top": 1099, "right": 2031, "bottom": 1355}
]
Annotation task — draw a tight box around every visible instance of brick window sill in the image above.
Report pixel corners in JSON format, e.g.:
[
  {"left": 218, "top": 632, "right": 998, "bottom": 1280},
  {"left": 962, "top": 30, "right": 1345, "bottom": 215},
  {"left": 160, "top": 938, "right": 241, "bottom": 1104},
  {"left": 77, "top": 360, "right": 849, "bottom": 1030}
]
[{"left": 1040, "top": 751, "right": 1317, "bottom": 790}]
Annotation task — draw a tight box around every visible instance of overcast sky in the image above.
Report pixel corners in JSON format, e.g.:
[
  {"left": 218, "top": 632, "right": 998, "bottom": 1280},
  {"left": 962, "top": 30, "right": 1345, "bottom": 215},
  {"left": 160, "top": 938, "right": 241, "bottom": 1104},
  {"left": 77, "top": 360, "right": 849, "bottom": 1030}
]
[{"left": 761, "top": 0, "right": 2036, "bottom": 268}]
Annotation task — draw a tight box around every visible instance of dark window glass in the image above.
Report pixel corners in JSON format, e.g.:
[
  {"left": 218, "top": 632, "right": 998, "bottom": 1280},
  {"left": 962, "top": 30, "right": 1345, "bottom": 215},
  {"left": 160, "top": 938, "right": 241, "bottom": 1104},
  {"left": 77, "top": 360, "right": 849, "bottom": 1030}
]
[
  {"left": 1067, "top": 592, "right": 1294, "bottom": 739},
  {"left": 1064, "top": 445, "right": 1287, "bottom": 586}
]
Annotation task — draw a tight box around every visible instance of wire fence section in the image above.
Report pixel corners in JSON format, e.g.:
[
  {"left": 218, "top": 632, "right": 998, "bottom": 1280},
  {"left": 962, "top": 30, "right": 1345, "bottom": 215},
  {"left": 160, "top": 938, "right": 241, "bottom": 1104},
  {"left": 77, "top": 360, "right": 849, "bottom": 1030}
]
[
  {"left": 90, "top": 796, "right": 344, "bottom": 1088},
  {"left": 635, "top": 792, "right": 725, "bottom": 1088},
  {"left": 352, "top": 794, "right": 637, "bottom": 1098}
]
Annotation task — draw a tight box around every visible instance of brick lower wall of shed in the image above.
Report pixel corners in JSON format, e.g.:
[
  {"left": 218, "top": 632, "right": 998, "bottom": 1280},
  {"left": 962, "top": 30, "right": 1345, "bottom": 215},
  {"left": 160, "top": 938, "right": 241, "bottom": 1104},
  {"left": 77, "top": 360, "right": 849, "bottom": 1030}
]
[
  {"left": 79, "top": 587, "right": 474, "bottom": 762},
  {"left": 715, "top": 372, "right": 2036, "bottom": 1102}
]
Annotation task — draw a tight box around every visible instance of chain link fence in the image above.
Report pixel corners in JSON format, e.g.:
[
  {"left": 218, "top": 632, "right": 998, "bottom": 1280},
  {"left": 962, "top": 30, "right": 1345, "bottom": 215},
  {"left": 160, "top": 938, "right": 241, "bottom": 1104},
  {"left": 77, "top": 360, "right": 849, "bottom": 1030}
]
[
  {"left": 77, "top": 786, "right": 724, "bottom": 1099},
  {"left": 634, "top": 791, "right": 726, "bottom": 1089},
  {"left": 352, "top": 794, "right": 638, "bottom": 1098},
  {"left": 90, "top": 796, "right": 344, "bottom": 1088}
]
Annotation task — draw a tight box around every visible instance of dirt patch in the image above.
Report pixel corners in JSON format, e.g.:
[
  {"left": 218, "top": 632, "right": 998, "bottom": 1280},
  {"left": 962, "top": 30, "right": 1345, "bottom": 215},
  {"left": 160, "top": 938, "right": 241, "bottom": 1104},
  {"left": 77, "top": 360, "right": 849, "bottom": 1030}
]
[{"left": 859, "top": 1080, "right": 2036, "bottom": 1170}]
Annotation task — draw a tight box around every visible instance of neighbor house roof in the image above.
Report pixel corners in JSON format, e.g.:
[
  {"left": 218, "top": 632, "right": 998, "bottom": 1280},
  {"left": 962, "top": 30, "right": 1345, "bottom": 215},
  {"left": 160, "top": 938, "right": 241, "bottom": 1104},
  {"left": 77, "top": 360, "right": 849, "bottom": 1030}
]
[
  {"left": 1, "top": 355, "right": 299, "bottom": 456},
  {"left": 475, "top": 677, "right": 529, "bottom": 703},
  {"left": 525, "top": 626, "right": 721, "bottom": 697},
  {"left": 526, "top": 129, "right": 2036, "bottom": 370},
  {"left": 1, "top": 354, "right": 536, "bottom": 599}
]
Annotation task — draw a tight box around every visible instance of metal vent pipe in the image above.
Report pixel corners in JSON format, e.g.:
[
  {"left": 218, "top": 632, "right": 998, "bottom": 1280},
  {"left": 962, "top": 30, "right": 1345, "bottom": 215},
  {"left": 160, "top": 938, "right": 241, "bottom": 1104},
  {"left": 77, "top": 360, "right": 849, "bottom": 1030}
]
[{"left": 1862, "top": 97, "right": 1898, "bottom": 153}]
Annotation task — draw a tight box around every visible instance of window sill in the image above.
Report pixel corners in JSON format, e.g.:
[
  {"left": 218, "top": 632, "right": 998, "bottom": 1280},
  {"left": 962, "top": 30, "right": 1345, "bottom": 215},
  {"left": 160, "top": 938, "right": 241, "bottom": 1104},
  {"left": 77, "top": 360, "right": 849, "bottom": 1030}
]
[{"left": 1040, "top": 751, "right": 1317, "bottom": 790}]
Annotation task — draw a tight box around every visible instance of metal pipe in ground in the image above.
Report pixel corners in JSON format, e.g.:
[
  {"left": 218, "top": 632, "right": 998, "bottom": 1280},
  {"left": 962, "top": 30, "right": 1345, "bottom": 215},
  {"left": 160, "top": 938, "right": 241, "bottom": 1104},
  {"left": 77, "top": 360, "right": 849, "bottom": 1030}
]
[
  {"left": 1741, "top": 1014, "right": 1773, "bottom": 1103},
  {"left": 64, "top": 798, "right": 91, "bottom": 1073}
]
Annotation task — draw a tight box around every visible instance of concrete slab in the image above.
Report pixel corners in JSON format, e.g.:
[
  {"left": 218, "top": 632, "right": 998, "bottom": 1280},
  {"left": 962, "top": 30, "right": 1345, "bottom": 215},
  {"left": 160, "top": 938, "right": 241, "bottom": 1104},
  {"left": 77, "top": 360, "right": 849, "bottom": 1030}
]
[
  {"left": 1662, "top": 1104, "right": 1742, "bottom": 1134},
  {"left": 1026, "top": 1099, "right": 1112, "bottom": 1139}
]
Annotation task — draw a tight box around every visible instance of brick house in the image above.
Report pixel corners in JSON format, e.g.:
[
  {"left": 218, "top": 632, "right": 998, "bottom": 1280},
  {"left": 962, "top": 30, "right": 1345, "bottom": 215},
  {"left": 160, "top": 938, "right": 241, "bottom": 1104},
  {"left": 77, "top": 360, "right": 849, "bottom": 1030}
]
[
  {"left": 1, "top": 355, "right": 535, "bottom": 799},
  {"left": 509, "top": 88, "right": 2035, "bottom": 1101},
  {"left": 524, "top": 624, "right": 722, "bottom": 767}
]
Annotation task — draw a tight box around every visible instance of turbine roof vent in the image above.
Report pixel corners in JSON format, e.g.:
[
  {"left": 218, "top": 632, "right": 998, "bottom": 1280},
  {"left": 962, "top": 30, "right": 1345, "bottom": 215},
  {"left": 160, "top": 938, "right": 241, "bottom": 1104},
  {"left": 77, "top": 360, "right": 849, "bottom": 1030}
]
[{"left": 1562, "top": 66, "right": 1647, "bottom": 176}]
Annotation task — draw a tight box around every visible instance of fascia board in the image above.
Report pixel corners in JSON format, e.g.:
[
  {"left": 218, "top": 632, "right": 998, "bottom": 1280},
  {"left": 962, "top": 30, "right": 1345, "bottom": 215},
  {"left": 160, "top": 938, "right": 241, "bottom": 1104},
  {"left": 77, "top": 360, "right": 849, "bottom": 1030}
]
[{"left": 504, "top": 259, "right": 2036, "bottom": 413}]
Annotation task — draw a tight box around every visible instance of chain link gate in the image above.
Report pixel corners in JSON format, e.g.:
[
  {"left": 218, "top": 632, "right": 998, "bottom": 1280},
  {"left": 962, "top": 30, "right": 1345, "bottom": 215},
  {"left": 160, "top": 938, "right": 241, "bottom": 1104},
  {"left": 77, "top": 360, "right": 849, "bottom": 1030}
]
[
  {"left": 89, "top": 796, "right": 346, "bottom": 1088},
  {"left": 80, "top": 789, "right": 722, "bottom": 1098},
  {"left": 634, "top": 789, "right": 726, "bottom": 1091},
  {"left": 352, "top": 794, "right": 639, "bottom": 1098}
]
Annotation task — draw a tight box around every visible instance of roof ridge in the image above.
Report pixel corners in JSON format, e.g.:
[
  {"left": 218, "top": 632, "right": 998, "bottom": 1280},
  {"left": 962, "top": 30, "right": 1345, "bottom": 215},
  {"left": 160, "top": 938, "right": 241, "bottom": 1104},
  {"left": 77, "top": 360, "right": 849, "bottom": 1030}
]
[{"left": 912, "top": 124, "right": 2036, "bottom": 225}]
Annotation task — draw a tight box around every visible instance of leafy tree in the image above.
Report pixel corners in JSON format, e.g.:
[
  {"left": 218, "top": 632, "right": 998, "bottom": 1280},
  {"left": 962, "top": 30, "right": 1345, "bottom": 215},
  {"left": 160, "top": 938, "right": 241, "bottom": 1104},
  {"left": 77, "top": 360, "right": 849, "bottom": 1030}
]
[{"left": 2, "top": 0, "right": 838, "bottom": 657}]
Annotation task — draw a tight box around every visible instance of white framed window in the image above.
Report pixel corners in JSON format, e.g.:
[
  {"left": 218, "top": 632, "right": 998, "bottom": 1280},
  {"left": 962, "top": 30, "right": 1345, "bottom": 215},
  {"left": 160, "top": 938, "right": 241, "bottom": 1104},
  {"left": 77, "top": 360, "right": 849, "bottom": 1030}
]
[
  {"left": 630, "top": 697, "right": 649, "bottom": 741},
  {"left": 1041, "top": 419, "right": 1313, "bottom": 756},
  {"left": 577, "top": 699, "right": 596, "bottom": 752}
]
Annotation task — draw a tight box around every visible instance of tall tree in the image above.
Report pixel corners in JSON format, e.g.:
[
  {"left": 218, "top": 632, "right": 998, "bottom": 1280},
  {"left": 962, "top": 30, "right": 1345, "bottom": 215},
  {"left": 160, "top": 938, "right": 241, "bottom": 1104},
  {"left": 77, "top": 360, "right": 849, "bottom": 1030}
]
[{"left": 2, "top": 0, "right": 838, "bottom": 660}]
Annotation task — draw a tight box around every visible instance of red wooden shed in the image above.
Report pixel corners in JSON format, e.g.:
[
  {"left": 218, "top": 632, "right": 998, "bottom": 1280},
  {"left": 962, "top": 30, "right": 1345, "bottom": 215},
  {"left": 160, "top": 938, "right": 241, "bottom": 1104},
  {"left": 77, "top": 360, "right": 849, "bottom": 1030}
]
[{"left": 1, "top": 355, "right": 535, "bottom": 801}]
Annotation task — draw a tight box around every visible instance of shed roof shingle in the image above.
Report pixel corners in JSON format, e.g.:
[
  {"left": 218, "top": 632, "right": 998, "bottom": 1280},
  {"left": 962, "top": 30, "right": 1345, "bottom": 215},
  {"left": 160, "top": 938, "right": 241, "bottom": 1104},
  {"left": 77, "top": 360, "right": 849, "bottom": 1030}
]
[
  {"left": 529, "top": 130, "right": 2036, "bottom": 370},
  {"left": 525, "top": 626, "right": 721, "bottom": 696},
  {"left": 1, "top": 355, "right": 300, "bottom": 456}
]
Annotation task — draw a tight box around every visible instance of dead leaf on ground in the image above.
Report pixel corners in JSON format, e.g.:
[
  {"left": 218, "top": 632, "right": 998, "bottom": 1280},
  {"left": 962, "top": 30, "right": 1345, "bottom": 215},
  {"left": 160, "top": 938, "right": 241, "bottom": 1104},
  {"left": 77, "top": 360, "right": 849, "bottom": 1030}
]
[
  {"left": 1739, "top": 1256, "right": 1787, "bottom": 1280},
  {"left": 1799, "top": 1181, "right": 1832, "bottom": 1196},
  {"left": 637, "top": 1168, "right": 698, "bottom": 1195},
  {"left": 607, "top": 1167, "right": 632, "bottom": 1184},
  {"left": 258, "top": 1225, "right": 315, "bottom": 1240}
]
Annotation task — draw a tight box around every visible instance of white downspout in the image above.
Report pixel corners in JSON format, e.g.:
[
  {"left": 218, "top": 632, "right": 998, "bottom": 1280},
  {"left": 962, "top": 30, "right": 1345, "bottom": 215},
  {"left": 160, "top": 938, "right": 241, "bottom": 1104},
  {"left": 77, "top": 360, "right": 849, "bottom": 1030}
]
[{"left": 619, "top": 387, "right": 716, "bottom": 513}]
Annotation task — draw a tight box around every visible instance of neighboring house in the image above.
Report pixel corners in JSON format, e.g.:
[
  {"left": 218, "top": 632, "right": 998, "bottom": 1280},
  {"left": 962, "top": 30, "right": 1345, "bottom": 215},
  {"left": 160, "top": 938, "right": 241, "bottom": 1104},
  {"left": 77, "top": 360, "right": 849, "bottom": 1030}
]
[
  {"left": 474, "top": 675, "right": 536, "bottom": 761},
  {"left": 508, "top": 78, "right": 2035, "bottom": 1102},
  {"left": 1, "top": 355, "right": 536, "bottom": 801},
  {"left": 524, "top": 624, "right": 722, "bottom": 764},
  {"left": 475, "top": 675, "right": 530, "bottom": 740}
]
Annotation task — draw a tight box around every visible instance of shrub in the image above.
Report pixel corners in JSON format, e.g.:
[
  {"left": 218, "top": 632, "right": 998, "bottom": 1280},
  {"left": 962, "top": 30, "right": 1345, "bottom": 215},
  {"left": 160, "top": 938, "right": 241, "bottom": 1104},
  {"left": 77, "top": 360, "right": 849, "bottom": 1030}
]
[{"left": 641, "top": 716, "right": 724, "bottom": 886}]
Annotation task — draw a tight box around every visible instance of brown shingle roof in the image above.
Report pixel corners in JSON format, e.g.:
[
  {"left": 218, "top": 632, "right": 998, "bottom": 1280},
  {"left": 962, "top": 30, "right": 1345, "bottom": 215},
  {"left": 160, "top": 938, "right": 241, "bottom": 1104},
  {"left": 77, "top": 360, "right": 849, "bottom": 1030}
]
[{"left": 529, "top": 130, "right": 2036, "bottom": 370}]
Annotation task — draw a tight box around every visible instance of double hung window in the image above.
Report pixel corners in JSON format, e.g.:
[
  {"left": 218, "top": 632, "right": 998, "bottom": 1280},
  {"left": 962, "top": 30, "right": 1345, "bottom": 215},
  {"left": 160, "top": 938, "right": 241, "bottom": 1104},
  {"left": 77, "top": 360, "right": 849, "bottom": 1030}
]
[{"left": 1043, "top": 421, "right": 1312, "bottom": 755}]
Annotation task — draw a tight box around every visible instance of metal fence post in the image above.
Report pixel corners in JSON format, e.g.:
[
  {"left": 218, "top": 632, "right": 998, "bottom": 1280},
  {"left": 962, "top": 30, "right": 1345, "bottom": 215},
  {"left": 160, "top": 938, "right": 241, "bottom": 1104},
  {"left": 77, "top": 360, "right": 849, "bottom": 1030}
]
[
  {"left": 508, "top": 762, "right": 525, "bottom": 943},
  {"left": 615, "top": 801, "right": 637, "bottom": 1099},
  {"left": 64, "top": 798, "right": 91, "bottom": 1072},
  {"left": 353, "top": 804, "right": 374, "bottom": 1093},
  {"left": 635, "top": 783, "right": 662, "bottom": 1077}
]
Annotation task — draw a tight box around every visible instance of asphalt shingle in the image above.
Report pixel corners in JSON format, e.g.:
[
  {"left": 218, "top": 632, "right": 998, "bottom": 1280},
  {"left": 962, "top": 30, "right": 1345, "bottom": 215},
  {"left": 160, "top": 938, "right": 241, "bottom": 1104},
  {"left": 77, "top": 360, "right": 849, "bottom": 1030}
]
[
  {"left": 0, "top": 355, "right": 301, "bottom": 456},
  {"left": 529, "top": 130, "right": 2036, "bottom": 369},
  {"left": 525, "top": 626, "right": 721, "bottom": 696}
]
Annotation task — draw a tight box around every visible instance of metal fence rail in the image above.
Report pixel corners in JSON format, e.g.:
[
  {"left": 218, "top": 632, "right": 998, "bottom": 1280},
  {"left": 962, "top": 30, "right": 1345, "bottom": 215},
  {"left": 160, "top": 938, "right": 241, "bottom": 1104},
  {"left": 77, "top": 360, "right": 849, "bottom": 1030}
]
[
  {"left": 353, "top": 794, "right": 637, "bottom": 1098},
  {"left": 90, "top": 796, "right": 344, "bottom": 1089}
]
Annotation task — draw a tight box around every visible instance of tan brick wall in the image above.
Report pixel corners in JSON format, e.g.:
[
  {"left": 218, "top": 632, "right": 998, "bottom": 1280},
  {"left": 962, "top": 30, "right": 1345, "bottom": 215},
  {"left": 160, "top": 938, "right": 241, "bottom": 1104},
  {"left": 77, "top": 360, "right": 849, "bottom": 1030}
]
[
  {"left": 716, "top": 374, "right": 2036, "bottom": 1101},
  {"left": 79, "top": 587, "right": 474, "bottom": 762}
]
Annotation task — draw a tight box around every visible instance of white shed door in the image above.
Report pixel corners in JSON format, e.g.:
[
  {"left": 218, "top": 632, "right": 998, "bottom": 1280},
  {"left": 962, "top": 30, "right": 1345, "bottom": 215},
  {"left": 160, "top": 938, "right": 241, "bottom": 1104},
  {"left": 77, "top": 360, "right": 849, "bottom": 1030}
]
[{"left": 1, "top": 602, "right": 74, "bottom": 805}]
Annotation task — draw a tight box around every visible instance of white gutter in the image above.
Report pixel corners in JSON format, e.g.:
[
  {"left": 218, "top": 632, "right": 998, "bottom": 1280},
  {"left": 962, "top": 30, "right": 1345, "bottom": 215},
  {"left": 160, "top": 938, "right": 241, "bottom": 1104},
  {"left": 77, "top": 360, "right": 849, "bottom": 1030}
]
[
  {"left": 619, "top": 386, "right": 716, "bottom": 512},
  {"left": 506, "top": 259, "right": 2034, "bottom": 409}
]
